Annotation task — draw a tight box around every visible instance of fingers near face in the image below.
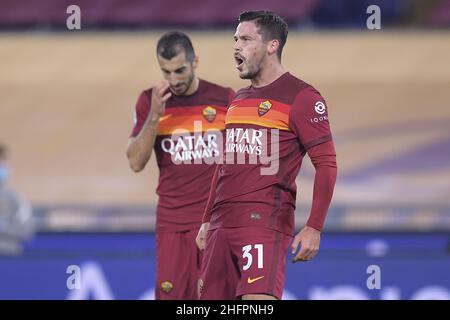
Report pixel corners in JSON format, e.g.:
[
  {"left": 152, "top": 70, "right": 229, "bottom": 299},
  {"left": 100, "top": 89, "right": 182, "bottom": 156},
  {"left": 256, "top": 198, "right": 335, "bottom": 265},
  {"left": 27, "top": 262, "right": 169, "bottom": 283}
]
[
  {"left": 159, "top": 82, "right": 170, "bottom": 95},
  {"left": 154, "top": 80, "right": 169, "bottom": 95}
]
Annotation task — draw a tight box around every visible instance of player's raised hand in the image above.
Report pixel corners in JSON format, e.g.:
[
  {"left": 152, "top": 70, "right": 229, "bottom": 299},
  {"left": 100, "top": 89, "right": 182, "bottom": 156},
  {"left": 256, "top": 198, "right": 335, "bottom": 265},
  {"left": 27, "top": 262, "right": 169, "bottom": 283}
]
[
  {"left": 291, "top": 225, "right": 321, "bottom": 263},
  {"left": 150, "top": 80, "right": 172, "bottom": 117},
  {"left": 196, "top": 222, "right": 210, "bottom": 251}
]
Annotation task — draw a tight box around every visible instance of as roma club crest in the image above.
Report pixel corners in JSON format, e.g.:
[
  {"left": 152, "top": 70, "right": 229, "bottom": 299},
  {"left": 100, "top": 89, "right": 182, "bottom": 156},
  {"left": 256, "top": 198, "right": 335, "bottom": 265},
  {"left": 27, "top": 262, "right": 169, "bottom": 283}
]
[
  {"left": 258, "top": 100, "right": 272, "bottom": 116},
  {"left": 202, "top": 106, "right": 217, "bottom": 123}
]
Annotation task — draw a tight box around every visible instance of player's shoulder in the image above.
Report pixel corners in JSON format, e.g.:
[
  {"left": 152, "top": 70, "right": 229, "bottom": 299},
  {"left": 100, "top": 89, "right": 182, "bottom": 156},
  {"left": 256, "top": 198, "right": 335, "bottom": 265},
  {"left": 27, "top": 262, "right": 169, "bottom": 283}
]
[
  {"left": 141, "top": 87, "right": 153, "bottom": 99},
  {"left": 285, "top": 73, "right": 320, "bottom": 96},
  {"left": 134, "top": 88, "right": 152, "bottom": 112},
  {"left": 139, "top": 87, "right": 154, "bottom": 105},
  {"left": 235, "top": 85, "right": 251, "bottom": 97},
  {"left": 287, "top": 73, "right": 324, "bottom": 104},
  {"left": 200, "top": 79, "right": 233, "bottom": 95},
  {"left": 199, "top": 78, "right": 234, "bottom": 105}
]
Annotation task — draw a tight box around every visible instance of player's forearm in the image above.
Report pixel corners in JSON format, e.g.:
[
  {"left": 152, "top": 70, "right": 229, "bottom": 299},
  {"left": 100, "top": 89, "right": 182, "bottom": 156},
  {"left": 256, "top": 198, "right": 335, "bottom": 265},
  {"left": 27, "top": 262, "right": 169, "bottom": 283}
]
[
  {"left": 202, "top": 164, "right": 220, "bottom": 223},
  {"left": 306, "top": 141, "right": 337, "bottom": 231},
  {"left": 307, "top": 164, "right": 337, "bottom": 231},
  {"left": 126, "top": 111, "right": 161, "bottom": 172}
]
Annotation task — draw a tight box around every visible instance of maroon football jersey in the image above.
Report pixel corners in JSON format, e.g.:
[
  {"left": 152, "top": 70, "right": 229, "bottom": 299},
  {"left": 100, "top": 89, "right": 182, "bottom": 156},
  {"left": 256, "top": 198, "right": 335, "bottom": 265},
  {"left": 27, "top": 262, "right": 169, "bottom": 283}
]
[
  {"left": 131, "top": 79, "right": 234, "bottom": 232},
  {"left": 209, "top": 72, "right": 333, "bottom": 235}
]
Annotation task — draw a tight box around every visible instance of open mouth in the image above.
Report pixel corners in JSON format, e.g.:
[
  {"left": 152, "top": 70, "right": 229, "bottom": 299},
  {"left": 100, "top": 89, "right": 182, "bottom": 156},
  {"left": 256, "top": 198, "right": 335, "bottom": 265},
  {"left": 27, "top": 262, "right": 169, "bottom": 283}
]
[{"left": 235, "top": 56, "right": 244, "bottom": 69}]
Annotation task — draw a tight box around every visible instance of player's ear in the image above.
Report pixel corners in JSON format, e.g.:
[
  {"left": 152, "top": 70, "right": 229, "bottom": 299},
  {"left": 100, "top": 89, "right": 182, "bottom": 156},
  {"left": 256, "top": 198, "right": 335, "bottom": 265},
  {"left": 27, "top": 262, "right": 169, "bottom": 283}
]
[
  {"left": 267, "top": 39, "right": 279, "bottom": 57},
  {"left": 192, "top": 55, "right": 199, "bottom": 69}
]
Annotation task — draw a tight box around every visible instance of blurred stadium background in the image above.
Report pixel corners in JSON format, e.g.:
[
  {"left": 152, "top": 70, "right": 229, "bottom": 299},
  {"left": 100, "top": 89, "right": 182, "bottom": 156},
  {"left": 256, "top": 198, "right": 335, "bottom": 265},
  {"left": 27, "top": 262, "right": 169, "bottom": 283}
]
[{"left": 0, "top": 0, "right": 449, "bottom": 299}]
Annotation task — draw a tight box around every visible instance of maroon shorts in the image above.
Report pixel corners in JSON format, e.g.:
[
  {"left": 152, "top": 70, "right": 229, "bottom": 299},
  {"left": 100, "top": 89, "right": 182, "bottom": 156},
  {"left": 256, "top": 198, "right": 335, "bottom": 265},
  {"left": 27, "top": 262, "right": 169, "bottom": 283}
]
[
  {"left": 199, "top": 226, "right": 292, "bottom": 300},
  {"left": 155, "top": 229, "right": 202, "bottom": 300}
]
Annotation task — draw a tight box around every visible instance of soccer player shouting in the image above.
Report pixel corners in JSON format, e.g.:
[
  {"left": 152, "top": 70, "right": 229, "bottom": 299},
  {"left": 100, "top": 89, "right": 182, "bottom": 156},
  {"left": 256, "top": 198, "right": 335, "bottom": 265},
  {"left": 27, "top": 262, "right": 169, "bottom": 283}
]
[
  {"left": 127, "top": 32, "right": 234, "bottom": 299},
  {"left": 197, "top": 11, "right": 337, "bottom": 300}
]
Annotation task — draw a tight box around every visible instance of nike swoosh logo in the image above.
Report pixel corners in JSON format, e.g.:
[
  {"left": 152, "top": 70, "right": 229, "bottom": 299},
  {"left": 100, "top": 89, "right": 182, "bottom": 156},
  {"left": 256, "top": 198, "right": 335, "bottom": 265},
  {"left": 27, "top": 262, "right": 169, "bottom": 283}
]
[
  {"left": 159, "top": 114, "right": 172, "bottom": 122},
  {"left": 228, "top": 104, "right": 238, "bottom": 111},
  {"left": 247, "top": 276, "right": 264, "bottom": 284}
]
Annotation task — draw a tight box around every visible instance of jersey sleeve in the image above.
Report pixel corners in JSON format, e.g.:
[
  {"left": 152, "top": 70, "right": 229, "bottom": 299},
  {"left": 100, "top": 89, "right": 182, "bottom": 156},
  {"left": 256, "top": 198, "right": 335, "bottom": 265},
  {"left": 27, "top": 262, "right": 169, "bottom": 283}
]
[
  {"left": 130, "top": 90, "right": 152, "bottom": 138},
  {"left": 289, "top": 88, "right": 332, "bottom": 150},
  {"left": 306, "top": 140, "right": 337, "bottom": 231}
]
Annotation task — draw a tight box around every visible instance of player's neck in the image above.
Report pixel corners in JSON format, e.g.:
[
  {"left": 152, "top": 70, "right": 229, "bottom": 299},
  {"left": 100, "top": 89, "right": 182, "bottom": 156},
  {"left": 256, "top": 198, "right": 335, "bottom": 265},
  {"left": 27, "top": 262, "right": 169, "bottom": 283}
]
[
  {"left": 251, "top": 61, "right": 285, "bottom": 88},
  {"left": 184, "top": 77, "right": 200, "bottom": 96}
]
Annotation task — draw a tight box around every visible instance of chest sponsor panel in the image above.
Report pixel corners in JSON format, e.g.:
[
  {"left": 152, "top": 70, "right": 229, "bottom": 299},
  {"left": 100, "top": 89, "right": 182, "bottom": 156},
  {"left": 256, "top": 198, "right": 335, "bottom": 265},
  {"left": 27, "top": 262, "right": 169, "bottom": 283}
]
[
  {"left": 156, "top": 105, "right": 226, "bottom": 135},
  {"left": 225, "top": 99, "right": 291, "bottom": 160},
  {"left": 155, "top": 106, "right": 225, "bottom": 164},
  {"left": 158, "top": 131, "right": 221, "bottom": 163},
  {"left": 225, "top": 98, "right": 290, "bottom": 131}
]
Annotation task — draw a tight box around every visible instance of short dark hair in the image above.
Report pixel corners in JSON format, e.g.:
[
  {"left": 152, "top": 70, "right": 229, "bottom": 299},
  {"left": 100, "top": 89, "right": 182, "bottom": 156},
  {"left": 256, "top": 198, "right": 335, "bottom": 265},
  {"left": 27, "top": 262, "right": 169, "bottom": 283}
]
[
  {"left": 238, "top": 10, "right": 288, "bottom": 60},
  {"left": 156, "top": 31, "right": 195, "bottom": 62}
]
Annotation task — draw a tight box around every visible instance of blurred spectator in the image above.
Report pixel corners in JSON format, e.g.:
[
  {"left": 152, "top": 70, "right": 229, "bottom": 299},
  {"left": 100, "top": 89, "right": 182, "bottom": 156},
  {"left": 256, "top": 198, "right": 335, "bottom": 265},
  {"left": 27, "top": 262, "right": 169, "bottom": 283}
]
[{"left": 0, "top": 144, "right": 35, "bottom": 255}]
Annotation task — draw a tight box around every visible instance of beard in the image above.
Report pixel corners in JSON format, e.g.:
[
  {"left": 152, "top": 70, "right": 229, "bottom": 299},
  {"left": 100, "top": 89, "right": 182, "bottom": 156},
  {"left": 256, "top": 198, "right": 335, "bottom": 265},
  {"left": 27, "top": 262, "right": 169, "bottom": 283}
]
[
  {"left": 171, "top": 72, "right": 195, "bottom": 95},
  {"left": 239, "top": 68, "right": 259, "bottom": 80},
  {"left": 182, "top": 73, "right": 195, "bottom": 94},
  {"left": 238, "top": 59, "right": 263, "bottom": 80}
]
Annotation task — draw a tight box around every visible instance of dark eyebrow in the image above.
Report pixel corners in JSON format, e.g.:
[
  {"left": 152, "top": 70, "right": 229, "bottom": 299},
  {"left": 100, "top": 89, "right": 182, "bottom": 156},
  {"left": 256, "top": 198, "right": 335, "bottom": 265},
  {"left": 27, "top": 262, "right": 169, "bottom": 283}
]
[
  {"left": 161, "top": 66, "right": 186, "bottom": 73},
  {"left": 237, "top": 35, "right": 251, "bottom": 41}
]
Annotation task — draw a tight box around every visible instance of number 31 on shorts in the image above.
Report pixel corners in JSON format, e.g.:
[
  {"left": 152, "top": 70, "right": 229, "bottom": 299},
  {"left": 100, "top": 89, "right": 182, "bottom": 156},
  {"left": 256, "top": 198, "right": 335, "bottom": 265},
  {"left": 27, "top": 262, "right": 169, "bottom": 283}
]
[{"left": 242, "top": 244, "right": 264, "bottom": 271}]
